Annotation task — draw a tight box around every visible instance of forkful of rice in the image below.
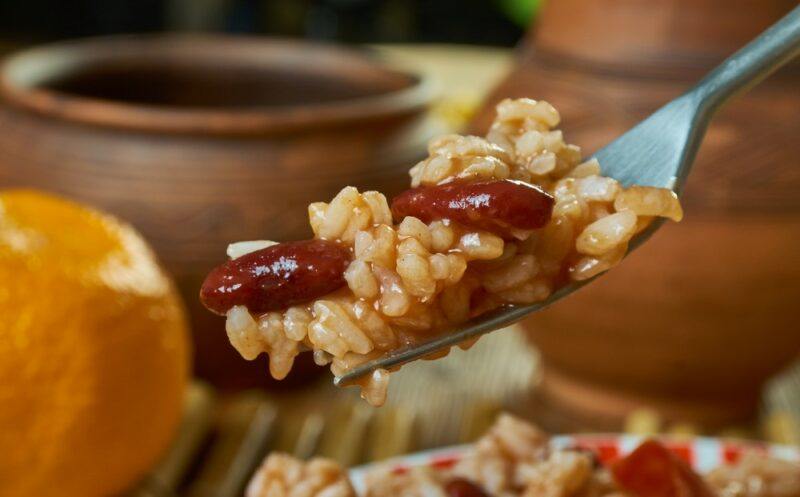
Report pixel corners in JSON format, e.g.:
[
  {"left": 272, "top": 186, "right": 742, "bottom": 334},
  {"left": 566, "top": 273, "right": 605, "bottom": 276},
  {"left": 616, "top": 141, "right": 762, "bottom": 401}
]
[{"left": 200, "top": 6, "right": 800, "bottom": 405}]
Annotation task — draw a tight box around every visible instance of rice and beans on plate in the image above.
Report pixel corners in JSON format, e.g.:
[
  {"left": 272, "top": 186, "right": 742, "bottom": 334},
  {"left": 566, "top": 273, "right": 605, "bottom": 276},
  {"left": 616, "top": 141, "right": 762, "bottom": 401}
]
[
  {"left": 244, "top": 414, "right": 800, "bottom": 497},
  {"left": 200, "top": 98, "right": 684, "bottom": 405}
]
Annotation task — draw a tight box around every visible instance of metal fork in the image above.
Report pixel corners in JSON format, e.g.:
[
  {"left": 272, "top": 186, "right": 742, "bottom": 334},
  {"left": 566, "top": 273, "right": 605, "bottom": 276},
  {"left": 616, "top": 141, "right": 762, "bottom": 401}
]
[{"left": 335, "top": 5, "right": 800, "bottom": 387}]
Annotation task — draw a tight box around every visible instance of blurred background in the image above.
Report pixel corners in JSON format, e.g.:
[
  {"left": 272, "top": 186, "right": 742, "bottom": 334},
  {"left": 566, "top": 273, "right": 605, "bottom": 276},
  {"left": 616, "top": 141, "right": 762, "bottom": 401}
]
[
  {"left": 0, "top": 0, "right": 529, "bottom": 45},
  {"left": 0, "top": 1, "right": 798, "bottom": 497}
]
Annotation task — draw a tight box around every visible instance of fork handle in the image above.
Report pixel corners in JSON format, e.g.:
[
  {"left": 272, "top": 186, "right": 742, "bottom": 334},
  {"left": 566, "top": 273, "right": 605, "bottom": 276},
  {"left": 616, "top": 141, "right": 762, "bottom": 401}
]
[{"left": 693, "top": 4, "right": 800, "bottom": 113}]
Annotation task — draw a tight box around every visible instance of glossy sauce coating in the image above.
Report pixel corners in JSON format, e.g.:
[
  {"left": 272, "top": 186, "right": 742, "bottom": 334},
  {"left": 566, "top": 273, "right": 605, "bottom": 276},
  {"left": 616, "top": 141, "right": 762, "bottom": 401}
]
[
  {"left": 445, "top": 478, "right": 490, "bottom": 497},
  {"left": 200, "top": 239, "right": 351, "bottom": 315},
  {"left": 391, "top": 180, "right": 554, "bottom": 237}
]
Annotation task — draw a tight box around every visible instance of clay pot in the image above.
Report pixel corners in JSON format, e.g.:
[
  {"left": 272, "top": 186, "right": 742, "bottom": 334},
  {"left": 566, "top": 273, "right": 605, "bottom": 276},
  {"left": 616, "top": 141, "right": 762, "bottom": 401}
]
[
  {"left": 472, "top": 0, "right": 800, "bottom": 429},
  {"left": 0, "top": 34, "right": 435, "bottom": 388}
]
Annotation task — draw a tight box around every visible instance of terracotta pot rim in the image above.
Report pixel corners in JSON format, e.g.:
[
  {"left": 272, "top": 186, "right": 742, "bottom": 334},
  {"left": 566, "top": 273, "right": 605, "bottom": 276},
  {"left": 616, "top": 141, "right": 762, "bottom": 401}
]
[{"left": 0, "top": 34, "right": 435, "bottom": 135}]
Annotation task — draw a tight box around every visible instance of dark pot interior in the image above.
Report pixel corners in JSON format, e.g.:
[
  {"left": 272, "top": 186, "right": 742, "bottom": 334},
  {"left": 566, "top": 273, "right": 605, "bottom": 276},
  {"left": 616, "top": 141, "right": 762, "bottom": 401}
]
[{"left": 39, "top": 57, "right": 409, "bottom": 109}]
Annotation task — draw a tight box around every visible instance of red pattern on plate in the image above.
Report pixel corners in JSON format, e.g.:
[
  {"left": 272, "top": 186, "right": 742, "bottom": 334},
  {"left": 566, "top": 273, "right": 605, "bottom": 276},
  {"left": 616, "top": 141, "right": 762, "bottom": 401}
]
[
  {"left": 572, "top": 437, "right": 622, "bottom": 465},
  {"left": 430, "top": 454, "right": 461, "bottom": 470},
  {"left": 391, "top": 465, "right": 410, "bottom": 475},
  {"left": 722, "top": 441, "right": 767, "bottom": 464}
]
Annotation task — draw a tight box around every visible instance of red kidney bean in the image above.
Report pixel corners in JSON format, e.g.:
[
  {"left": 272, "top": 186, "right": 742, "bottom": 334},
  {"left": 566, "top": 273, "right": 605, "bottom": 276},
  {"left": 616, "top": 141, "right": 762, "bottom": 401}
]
[
  {"left": 445, "top": 478, "right": 490, "bottom": 497},
  {"left": 391, "top": 180, "right": 554, "bottom": 237},
  {"left": 200, "top": 239, "right": 351, "bottom": 315}
]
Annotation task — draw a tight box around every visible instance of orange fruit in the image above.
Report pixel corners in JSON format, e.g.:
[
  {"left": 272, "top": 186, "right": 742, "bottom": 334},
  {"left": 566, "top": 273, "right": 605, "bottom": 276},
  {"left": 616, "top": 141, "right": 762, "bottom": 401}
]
[{"left": 0, "top": 190, "right": 191, "bottom": 497}]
